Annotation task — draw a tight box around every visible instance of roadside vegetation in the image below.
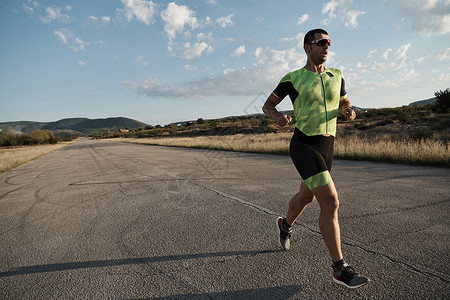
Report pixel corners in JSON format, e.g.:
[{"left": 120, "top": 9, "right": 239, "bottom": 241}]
[
  {"left": 0, "top": 130, "right": 78, "bottom": 173},
  {"left": 0, "top": 129, "right": 75, "bottom": 147},
  {"left": 0, "top": 142, "right": 75, "bottom": 173},
  {"left": 100, "top": 89, "right": 450, "bottom": 168}
]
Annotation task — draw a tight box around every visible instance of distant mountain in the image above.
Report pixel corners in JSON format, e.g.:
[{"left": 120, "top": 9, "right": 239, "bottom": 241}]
[
  {"left": 0, "top": 121, "right": 46, "bottom": 133},
  {"left": 409, "top": 97, "right": 436, "bottom": 106},
  {"left": 0, "top": 117, "right": 149, "bottom": 136}
]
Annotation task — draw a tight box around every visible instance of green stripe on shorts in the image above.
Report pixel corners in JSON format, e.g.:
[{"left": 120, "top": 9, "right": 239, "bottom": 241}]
[{"left": 302, "top": 171, "right": 333, "bottom": 189}]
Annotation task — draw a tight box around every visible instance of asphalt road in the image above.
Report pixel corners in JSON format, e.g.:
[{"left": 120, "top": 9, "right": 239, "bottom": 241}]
[{"left": 1, "top": 138, "right": 449, "bottom": 299}]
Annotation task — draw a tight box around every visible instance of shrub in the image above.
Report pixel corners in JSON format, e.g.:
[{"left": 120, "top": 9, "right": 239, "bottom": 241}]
[{"left": 434, "top": 88, "right": 450, "bottom": 113}]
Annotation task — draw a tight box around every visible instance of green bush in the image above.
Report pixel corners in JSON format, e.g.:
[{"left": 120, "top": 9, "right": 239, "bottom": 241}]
[{"left": 0, "top": 130, "right": 58, "bottom": 146}]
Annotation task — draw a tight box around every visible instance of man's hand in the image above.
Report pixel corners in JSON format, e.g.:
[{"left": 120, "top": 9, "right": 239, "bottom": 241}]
[
  {"left": 277, "top": 114, "right": 292, "bottom": 127},
  {"left": 344, "top": 107, "right": 356, "bottom": 121}
]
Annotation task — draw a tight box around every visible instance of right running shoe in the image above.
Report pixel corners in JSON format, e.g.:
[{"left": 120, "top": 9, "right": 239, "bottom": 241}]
[
  {"left": 332, "top": 263, "right": 369, "bottom": 289},
  {"left": 277, "top": 217, "right": 292, "bottom": 251}
]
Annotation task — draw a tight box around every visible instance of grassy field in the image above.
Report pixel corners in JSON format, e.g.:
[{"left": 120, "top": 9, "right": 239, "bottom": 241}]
[
  {"left": 110, "top": 133, "right": 449, "bottom": 168},
  {"left": 0, "top": 141, "right": 75, "bottom": 173}
]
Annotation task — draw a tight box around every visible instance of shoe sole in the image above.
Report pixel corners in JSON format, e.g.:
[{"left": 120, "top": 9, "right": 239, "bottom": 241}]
[{"left": 332, "top": 276, "right": 368, "bottom": 289}]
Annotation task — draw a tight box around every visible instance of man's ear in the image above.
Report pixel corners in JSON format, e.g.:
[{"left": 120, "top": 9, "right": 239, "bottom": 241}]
[{"left": 304, "top": 44, "right": 310, "bottom": 54}]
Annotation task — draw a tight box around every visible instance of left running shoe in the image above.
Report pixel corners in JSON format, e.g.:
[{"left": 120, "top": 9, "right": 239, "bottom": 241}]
[
  {"left": 277, "top": 217, "right": 292, "bottom": 251},
  {"left": 332, "top": 263, "right": 368, "bottom": 288}
]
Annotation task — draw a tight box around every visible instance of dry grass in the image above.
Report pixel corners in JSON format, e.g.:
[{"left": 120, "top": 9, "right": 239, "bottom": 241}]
[
  {"left": 110, "top": 133, "right": 449, "bottom": 168},
  {"left": 334, "top": 134, "right": 449, "bottom": 166},
  {"left": 0, "top": 141, "right": 75, "bottom": 173},
  {"left": 110, "top": 133, "right": 292, "bottom": 155}
]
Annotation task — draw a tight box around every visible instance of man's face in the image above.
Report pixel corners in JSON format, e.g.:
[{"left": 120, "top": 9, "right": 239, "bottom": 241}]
[{"left": 305, "top": 33, "right": 330, "bottom": 64}]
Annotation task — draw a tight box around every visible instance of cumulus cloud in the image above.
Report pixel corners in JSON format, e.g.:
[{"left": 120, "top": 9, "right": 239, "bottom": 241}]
[
  {"left": 124, "top": 45, "right": 307, "bottom": 98},
  {"left": 120, "top": 0, "right": 156, "bottom": 25},
  {"left": 54, "top": 30, "right": 68, "bottom": 44},
  {"left": 382, "top": 49, "right": 392, "bottom": 60},
  {"left": 89, "top": 15, "right": 111, "bottom": 24},
  {"left": 385, "top": 0, "right": 450, "bottom": 36},
  {"left": 182, "top": 42, "right": 213, "bottom": 60},
  {"left": 216, "top": 13, "right": 234, "bottom": 28},
  {"left": 71, "top": 37, "right": 89, "bottom": 52},
  {"left": 322, "top": 0, "right": 366, "bottom": 29},
  {"left": 54, "top": 28, "right": 89, "bottom": 52},
  {"left": 78, "top": 60, "right": 86, "bottom": 67},
  {"left": 297, "top": 14, "right": 309, "bottom": 25},
  {"left": 232, "top": 45, "right": 246, "bottom": 57},
  {"left": 439, "top": 48, "right": 450, "bottom": 60},
  {"left": 345, "top": 43, "right": 417, "bottom": 97},
  {"left": 161, "top": 2, "right": 198, "bottom": 40},
  {"left": 40, "top": 5, "right": 71, "bottom": 23}
]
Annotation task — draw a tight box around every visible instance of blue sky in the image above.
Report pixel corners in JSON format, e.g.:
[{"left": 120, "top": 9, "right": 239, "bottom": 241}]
[{"left": 1, "top": 0, "right": 449, "bottom": 125}]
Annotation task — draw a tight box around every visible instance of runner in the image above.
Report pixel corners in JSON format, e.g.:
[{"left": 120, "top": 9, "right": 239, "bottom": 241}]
[{"left": 262, "top": 28, "right": 368, "bottom": 289}]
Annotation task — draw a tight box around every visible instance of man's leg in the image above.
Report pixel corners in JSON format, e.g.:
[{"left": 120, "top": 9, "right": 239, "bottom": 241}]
[
  {"left": 277, "top": 181, "right": 315, "bottom": 250},
  {"left": 311, "top": 182, "right": 343, "bottom": 262},
  {"left": 285, "top": 181, "right": 315, "bottom": 226}
]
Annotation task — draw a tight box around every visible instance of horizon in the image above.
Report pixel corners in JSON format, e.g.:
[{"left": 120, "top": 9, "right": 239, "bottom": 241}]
[
  {"left": 0, "top": 96, "right": 437, "bottom": 126},
  {"left": 1, "top": 1, "right": 449, "bottom": 125}
]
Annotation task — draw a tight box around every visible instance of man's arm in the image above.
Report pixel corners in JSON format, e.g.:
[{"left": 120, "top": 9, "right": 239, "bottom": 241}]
[
  {"left": 339, "top": 97, "right": 356, "bottom": 121},
  {"left": 263, "top": 93, "right": 292, "bottom": 127}
]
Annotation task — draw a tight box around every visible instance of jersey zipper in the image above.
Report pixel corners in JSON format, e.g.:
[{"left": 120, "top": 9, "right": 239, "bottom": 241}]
[{"left": 320, "top": 74, "right": 328, "bottom": 134}]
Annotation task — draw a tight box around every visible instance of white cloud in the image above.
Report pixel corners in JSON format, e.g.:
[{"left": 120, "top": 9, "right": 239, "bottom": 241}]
[
  {"left": 382, "top": 49, "right": 392, "bottom": 60},
  {"left": 182, "top": 42, "right": 213, "bottom": 60},
  {"left": 23, "top": 4, "right": 34, "bottom": 14},
  {"left": 216, "top": 13, "right": 234, "bottom": 28},
  {"left": 385, "top": 0, "right": 450, "bottom": 36},
  {"left": 125, "top": 45, "right": 307, "bottom": 98},
  {"left": 439, "top": 48, "right": 450, "bottom": 60},
  {"left": 394, "top": 43, "right": 411, "bottom": 69},
  {"left": 232, "top": 45, "right": 246, "bottom": 57},
  {"left": 54, "top": 29, "right": 89, "bottom": 52},
  {"left": 184, "top": 64, "right": 198, "bottom": 71},
  {"left": 322, "top": 0, "right": 338, "bottom": 20},
  {"left": 437, "top": 73, "right": 450, "bottom": 82},
  {"left": 322, "top": 0, "right": 366, "bottom": 29},
  {"left": 120, "top": 0, "right": 156, "bottom": 25},
  {"left": 278, "top": 33, "right": 304, "bottom": 48},
  {"left": 78, "top": 60, "right": 86, "bottom": 67},
  {"left": 71, "top": 37, "right": 89, "bottom": 52},
  {"left": 345, "top": 10, "right": 367, "bottom": 29},
  {"left": 367, "top": 49, "right": 378, "bottom": 58},
  {"left": 297, "top": 14, "right": 309, "bottom": 25},
  {"left": 89, "top": 16, "right": 111, "bottom": 24},
  {"left": 161, "top": 2, "right": 198, "bottom": 40},
  {"left": 135, "top": 56, "right": 148, "bottom": 66},
  {"left": 40, "top": 5, "right": 70, "bottom": 23},
  {"left": 197, "top": 32, "right": 212, "bottom": 41},
  {"left": 54, "top": 30, "right": 68, "bottom": 44}
]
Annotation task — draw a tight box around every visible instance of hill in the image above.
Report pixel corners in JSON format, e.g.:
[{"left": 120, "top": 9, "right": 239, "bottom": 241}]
[
  {"left": 409, "top": 97, "right": 436, "bottom": 106},
  {"left": 0, "top": 117, "right": 149, "bottom": 136}
]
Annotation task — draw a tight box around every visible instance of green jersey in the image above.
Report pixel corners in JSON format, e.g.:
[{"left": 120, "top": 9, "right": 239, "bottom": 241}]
[{"left": 272, "top": 67, "right": 347, "bottom": 137}]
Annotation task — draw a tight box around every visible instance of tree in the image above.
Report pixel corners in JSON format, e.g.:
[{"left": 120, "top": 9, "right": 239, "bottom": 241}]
[{"left": 434, "top": 88, "right": 450, "bottom": 113}]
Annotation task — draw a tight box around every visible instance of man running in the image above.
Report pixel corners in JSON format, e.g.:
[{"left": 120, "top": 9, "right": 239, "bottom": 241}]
[{"left": 262, "top": 28, "right": 368, "bottom": 289}]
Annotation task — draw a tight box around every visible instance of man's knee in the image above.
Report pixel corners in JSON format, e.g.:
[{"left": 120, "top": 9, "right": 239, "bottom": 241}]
[
  {"left": 319, "top": 194, "right": 339, "bottom": 214},
  {"left": 290, "top": 192, "right": 314, "bottom": 208}
]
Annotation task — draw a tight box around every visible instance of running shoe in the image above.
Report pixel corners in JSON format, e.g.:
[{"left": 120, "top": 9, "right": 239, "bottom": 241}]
[
  {"left": 332, "top": 263, "right": 368, "bottom": 288},
  {"left": 277, "top": 217, "right": 292, "bottom": 251}
]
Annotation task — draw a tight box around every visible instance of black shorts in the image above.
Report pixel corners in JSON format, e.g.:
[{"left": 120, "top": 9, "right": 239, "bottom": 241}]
[{"left": 289, "top": 128, "right": 334, "bottom": 189}]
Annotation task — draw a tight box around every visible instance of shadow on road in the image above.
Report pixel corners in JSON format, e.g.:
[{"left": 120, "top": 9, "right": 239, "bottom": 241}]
[
  {"left": 127, "top": 285, "right": 303, "bottom": 300},
  {"left": 0, "top": 249, "right": 276, "bottom": 277}
]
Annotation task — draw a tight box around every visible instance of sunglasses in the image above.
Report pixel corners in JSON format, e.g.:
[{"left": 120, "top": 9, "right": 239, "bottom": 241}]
[{"left": 310, "top": 39, "right": 331, "bottom": 47}]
